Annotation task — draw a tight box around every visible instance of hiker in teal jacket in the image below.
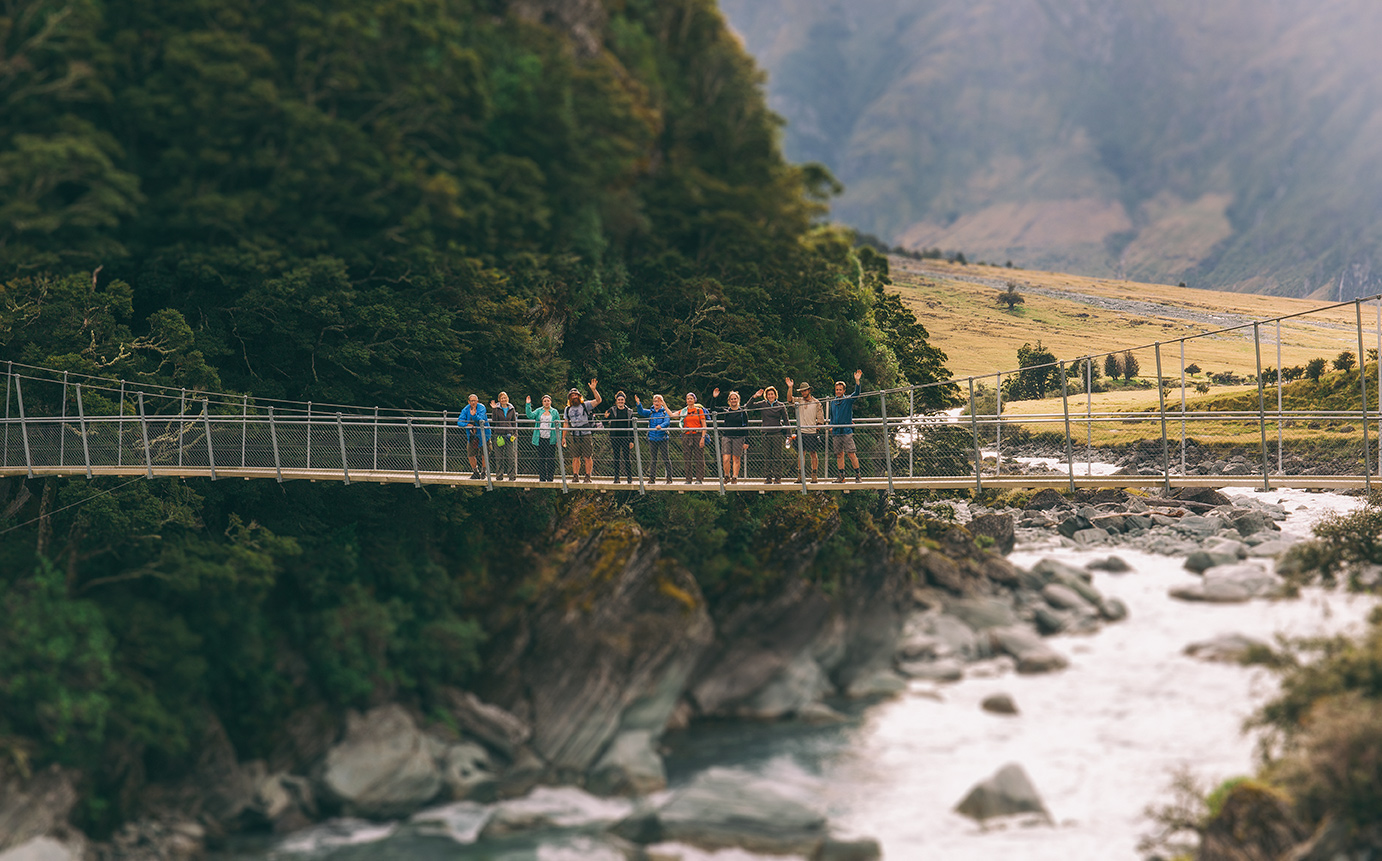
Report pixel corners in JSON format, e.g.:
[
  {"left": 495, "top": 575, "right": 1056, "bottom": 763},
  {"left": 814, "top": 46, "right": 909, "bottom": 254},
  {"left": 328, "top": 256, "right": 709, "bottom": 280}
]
[
  {"left": 457, "top": 394, "right": 490, "bottom": 480},
  {"left": 525, "top": 394, "right": 561, "bottom": 482},
  {"left": 828, "top": 369, "right": 864, "bottom": 483}
]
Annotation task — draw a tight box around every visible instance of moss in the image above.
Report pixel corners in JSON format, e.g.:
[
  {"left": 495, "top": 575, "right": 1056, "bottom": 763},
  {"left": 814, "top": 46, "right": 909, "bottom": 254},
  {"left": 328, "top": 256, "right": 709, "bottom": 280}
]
[{"left": 656, "top": 575, "right": 699, "bottom": 612}]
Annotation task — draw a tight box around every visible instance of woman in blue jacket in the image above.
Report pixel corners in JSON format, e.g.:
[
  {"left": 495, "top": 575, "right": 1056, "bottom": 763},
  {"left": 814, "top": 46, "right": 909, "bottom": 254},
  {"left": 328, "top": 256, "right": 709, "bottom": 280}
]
[
  {"left": 635, "top": 394, "right": 673, "bottom": 484},
  {"left": 525, "top": 394, "right": 561, "bottom": 482}
]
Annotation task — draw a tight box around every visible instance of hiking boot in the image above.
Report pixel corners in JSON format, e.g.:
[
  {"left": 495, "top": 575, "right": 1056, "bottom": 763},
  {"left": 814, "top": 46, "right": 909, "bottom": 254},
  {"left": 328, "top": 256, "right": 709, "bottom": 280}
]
[
  {"left": 835, "top": 474, "right": 846, "bottom": 483},
  {"left": 810, "top": 471, "right": 818, "bottom": 483},
  {"left": 855, "top": 472, "right": 863, "bottom": 483}
]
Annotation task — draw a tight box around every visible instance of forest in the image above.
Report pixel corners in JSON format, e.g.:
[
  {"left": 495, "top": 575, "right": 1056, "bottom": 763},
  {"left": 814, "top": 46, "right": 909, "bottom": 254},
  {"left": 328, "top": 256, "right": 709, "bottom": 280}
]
[{"left": 0, "top": 0, "right": 954, "bottom": 829}]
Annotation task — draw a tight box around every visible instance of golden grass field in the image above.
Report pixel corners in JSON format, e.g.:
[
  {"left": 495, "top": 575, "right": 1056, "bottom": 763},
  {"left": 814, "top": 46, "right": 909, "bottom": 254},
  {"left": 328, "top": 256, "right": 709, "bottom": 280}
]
[{"left": 891, "top": 258, "right": 1372, "bottom": 380}]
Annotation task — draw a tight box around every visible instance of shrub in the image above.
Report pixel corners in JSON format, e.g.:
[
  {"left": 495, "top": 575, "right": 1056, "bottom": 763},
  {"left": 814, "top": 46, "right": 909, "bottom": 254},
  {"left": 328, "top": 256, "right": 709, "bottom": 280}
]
[
  {"left": 1283, "top": 365, "right": 1306, "bottom": 381},
  {"left": 1195, "top": 382, "right": 1211, "bottom": 394},
  {"left": 1270, "top": 693, "right": 1382, "bottom": 834},
  {"left": 1333, "top": 351, "right": 1357, "bottom": 372},
  {"left": 1306, "top": 358, "right": 1328, "bottom": 381},
  {"left": 997, "top": 282, "right": 1024, "bottom": 309}
]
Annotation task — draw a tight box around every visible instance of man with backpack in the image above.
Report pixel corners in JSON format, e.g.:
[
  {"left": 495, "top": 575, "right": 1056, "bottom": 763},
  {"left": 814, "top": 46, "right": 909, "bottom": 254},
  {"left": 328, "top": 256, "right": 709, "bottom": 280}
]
[
  {"left": 562, "top": 379, "right": 602, "bottom": 483},
  {"left": 457, "top": 393, "right": 490, "bottom": 480}
]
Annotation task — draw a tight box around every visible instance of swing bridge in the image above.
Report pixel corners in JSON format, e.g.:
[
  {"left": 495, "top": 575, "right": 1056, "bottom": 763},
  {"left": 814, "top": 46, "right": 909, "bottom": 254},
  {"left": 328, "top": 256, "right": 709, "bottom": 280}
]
[{"left": 4, "top": 295, "right": 1382, "bottom": 496}]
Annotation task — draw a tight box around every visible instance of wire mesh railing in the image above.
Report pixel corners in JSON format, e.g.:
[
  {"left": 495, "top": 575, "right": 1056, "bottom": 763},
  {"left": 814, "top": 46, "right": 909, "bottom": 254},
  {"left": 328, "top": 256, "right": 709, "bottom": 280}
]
[{"left": 5, "top": 294, "right": 1382, "bottom": 493}]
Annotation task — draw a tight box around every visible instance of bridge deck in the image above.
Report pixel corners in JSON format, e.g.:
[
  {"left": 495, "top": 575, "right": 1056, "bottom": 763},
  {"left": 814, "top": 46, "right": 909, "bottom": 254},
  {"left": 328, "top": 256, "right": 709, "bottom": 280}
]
[{"left": 1, "top": 465, "right": 1368, "bottom": 492}]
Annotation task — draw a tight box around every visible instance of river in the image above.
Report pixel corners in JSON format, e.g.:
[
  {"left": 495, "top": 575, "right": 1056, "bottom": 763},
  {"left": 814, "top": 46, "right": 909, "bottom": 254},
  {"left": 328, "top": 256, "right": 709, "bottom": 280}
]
[{"left": 229, "top": 486, "right": 1375, "bottom": 861}]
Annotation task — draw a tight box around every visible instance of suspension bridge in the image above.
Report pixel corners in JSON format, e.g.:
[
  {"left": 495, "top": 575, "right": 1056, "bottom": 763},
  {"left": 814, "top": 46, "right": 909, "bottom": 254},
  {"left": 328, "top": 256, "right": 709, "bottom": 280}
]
[{"left": 5, "top": 296, "right": 1382, "bottom": 496}]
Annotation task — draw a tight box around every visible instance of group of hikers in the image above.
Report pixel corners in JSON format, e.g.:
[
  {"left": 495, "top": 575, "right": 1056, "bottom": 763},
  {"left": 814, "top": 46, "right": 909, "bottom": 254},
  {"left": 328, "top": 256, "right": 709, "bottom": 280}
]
[{"left": 455, "top": 370, "right": 869, "bottom": 485}]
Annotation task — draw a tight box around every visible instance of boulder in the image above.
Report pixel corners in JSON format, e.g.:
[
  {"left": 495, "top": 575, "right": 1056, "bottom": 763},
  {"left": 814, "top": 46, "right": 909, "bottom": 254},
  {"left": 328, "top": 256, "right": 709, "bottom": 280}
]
[
  {"left": 1085, "top": 555, "right": 1131, "bottom": 573},
  {"left": 1249, "top": 539, "right": 1297, "bottom": 558},
  {"left": 1070, "top": 527, "right": 1109, "bottom": 546},
  {"left": 648, "top": 769, "right": 828, "bottom": 854},
  {"left": 1175, "top": 487, "right": 1233, "bottom": 507},
  {"left": 0, "top": 766, "right": 78, "bottom": 853},
  {"left": 968, "top": 513, "right": 1015, "bottom": 555},
  {"left": 586, "top": 730, "right": 664, "bottom": 797},
  {"left": 1097, "top": 597, "right": 1129, "bottom": 622},
  {"left": 980, "top": 693, "right": 1019, "bottom": 715},
  {"left": 440, "top": 742, "right": 497, "bottom": 801},
  {"left": 1205, "top": 563, "right": 1285, "bottom": 599},
  {"left": 0, "top": 838, "right": 80, "bottom": 861},
  {"left": 1023, "top": 489, "right": 1068, "bottom": 511},
  {"left": 1041, "top": 583, "right": 1093, "bottom": 612},
  {"left": 318, "top": 705, "right": 443, "bottom": 818},
  {"left": 896, "top": 658, "right": 963, "bottom": 682},
  {"left": 1032, "top": 606, "right": 1072, "bottom": 636},
  {"left": 1231, "top": 510, "right": 1280, "bottom": 537},
  {"left": 1176, "top": 515, "right": 1224, "bottom": 537},
  {"left": 1184, "top": 633, "right": 1271, "bottom": 663},
  {"left": 439, "top": 689, "right": 531, "bottom": 759},
  {"left": 1203, "top": 536, "right": 1249, "bottom": 559},
  {"left": 245, "top": 772, "right": 317, "bottom": 833},
  {"left": 844, "top": 669, "right": 907, "bottom": 698},
  {"left": 1056, "top": 514, "right": 1093, "bottom": 539},
  {"left": 923, "top": 614, "right": 983, "bottom": 660},
  {"left": 739, "top": 652, "right": 834, "bottom": 720},
  {"left": 945, "top": 597, "right": 1017, "bottom": 632},
  {"left": 954, "top": 763, "right": 1052, "bottom": 825},
  {"left": 1184, "top": 549, "right": 1239, "bottom": 574},
  {"left": 988, "top": 627, "right": 1069, "bottom": 674}
]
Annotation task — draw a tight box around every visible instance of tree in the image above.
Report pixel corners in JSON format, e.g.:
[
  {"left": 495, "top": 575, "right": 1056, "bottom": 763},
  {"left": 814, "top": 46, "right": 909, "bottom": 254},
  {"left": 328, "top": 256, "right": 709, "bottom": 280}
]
[
  {"left": 1185, "top": 363, "right": 1202, "bottom": 375},
  {"left": 1306, "top": 357, "right": 1328, "bottom": 381},
  {"left": 1104, "top": 352, "right": 1124, "bottom": 380},
  {"left": 1122, "top": 350, "right": 1141, "bottom": 379},
  {"left": 997, "top": 282, "right": 1024, "bottom": 310},
  {"left": 1333, "top": 351, "right": 1357, "bottom": 372},
  {"left": 1283, "top": 365, "right": 1305, "bottom": 381},
  {"left": 1008, "top": 341, "right": 1059, "bottom": 399}
]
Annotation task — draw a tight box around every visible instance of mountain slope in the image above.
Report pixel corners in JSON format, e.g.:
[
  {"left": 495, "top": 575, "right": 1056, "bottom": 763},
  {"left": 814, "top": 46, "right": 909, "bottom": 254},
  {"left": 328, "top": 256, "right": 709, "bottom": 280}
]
[{"left": 722, "top": 0, "right": 1382, "bottom": 298}]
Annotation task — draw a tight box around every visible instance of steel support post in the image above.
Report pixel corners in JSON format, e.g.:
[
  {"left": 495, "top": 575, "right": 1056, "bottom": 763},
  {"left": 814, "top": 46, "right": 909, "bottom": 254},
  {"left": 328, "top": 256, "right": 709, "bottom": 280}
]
[
  {"left": 373, "top": 407, "right": 379, "bottom": 472},
  {"left": 441, "top": 410, "right": 447, "bottom": 474},
  {"left": 1377, "top": 299, "right": 1381, "bottom": 475},
  {"left": 408, "top": 418, "right": 423, "bottom": 488},
  {"left": 177, "top": 388, "right": 185, "bottom": 467},
  {"left": 118, "top": 382, "right": 125, "bottom": 467},
  {"left": 1180, "top": 341, "right": 1187, "bottom": 474},
  {"left": 557, "top": 428, "right": 569, "bottom": 494},
  {"left": 994, "top": 373, "right": 1003, "bottom": 477},
  {"left": 1277, "top": 320, "right": 1284, "bottom": 473},
  {"left": 795, "top": 406, "right": 807, "bottom": 493},
  {"left": 1254, "top": 323, "right": 1271, "bottom": 491},
  {"left": 241, "top": 395, "right": 248, "bottom": 469},
  {"left": 1155, "top": 343, "right": 1171, "bottom": 493},
  {"left": 203, "top": 400, "right": 217, "bottom": 480},
  {"left": 15, "top": 376, "right": 32, "bottom": 478},
  {"left": 306, "top": 402, "right": 312, "bottom": 469},
  {"left": 269, "top": 406, "right": 283, "bottom": 482},
  {"left": 3, "top": 361, "right": 10, "bottom": 469},
  {"left": 908, "top": 389, "right": 915, "bottom": 478},
  {"left": 137, "top": 392, "right": 153, "bottom": 479},
  {"left": 1357, "top": 300, "right": 1372, "bottom": 491},
  {"left": 478, "top": 417, "right": 492, "bottom": 491},
  {"left": 880, "top": 392, "right": 895, "bottom": 495},
  {"left": 968, "top": 378, "right": 982, "bottom": 492},
  {"left": 1085, "top": 359, "right": 1093, "bottom": 476},
  {"left": 633, "top": 420, "right": 645, "bottom": 494},
  {"left": 60, "top": 372, "right": 68, "bottom": 467},
  {"left": 713, "top": 414, "right": 725, "bottom": 496},
  {"left": 76, "top": 384, "right": 91, "bottom": 478},
  {"left": 337, "top": 414, "right": 349, "bottom": 485},
  {"left": 1059, "top": 362, "right": 1075, "bottom": 493}
]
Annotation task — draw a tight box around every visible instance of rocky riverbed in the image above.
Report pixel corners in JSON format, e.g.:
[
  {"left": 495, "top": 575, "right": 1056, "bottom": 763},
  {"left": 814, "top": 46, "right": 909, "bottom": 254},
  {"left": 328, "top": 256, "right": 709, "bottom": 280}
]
[{"left": 2, "top": 485, "right": 1373, "bottom": 861}]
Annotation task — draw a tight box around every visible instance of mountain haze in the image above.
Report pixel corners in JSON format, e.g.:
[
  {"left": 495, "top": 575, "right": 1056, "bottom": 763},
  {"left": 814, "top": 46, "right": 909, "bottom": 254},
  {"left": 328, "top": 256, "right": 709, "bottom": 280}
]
[{"left": 722, "top": 0, "right": 1382, "bottom": 298}]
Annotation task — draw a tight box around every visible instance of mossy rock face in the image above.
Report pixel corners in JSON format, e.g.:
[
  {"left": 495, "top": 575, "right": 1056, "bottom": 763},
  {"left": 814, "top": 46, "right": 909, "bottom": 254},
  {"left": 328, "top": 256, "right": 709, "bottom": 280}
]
[{"left": 1198, "top": 779, "right": 1304, "bottom": 861}]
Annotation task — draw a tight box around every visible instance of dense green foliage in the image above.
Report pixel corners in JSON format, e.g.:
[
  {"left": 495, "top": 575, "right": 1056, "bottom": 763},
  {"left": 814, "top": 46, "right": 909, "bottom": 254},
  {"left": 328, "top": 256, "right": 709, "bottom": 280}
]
[{"left": 0, "top": 0, "right": 954, "bottom": 829}]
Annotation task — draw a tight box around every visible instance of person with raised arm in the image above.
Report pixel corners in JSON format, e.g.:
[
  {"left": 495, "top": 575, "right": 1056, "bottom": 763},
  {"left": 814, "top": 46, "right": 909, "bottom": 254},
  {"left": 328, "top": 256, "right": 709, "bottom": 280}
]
[
  {"left": 830, "top": 369, "right": 865, "bottom": 483},
  {"left": 488, "top": 391, "right": 520, "bottom": 481},
  {"left": 672, "top": 392, "right": 708, "bottom": 484},
  {"left": 709, "top": 386, "right": 750, "bottom": 483},
  {"left": 562, "top": 379, "right": 601, "bottom": 483},
  {"left": 603, "top": 391, "right": 637, "bottom": 484},
  {"left": 525, "top": 393, "right": 561, "bottom": 483},
  {"left": 747, "top": 385, "right": 790, "bottom": 483},
  {"left": 457, "top": 393, "right": 490, "bottom": 480},
  {"left": 785, "top": 376, "right": 826, "bottom": 481},
  {"left": 635, "top": 393, "right": 674, "bottom": 484}
]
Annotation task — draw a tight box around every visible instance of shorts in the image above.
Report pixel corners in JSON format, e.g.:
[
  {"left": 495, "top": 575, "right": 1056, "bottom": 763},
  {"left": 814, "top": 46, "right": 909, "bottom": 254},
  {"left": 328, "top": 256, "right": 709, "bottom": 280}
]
[
  {"left": 831, "top": 433, "right": 857, "bottom": 455},
  {"left": 800, "top": 433, "right": 825, "bottom": 452},
  {"left": 723, "top": 437, "right": 748, "bottom": 457},
  {"left": 567, "top": 434, "right": 593, "bottom": 458},
  {"left": 467, "top": 436, "right": 487, "bottom": 457}
]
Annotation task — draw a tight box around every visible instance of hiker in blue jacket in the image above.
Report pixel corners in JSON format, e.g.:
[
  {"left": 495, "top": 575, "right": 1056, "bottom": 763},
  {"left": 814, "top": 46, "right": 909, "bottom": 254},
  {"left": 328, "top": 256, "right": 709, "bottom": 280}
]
[
  {"left": 635, "top": 394, "right": 673, "bottom": 484},
  {"left": 457, "top": 393, "right": 491, "bottom": 480},
  {"left": 829, "top": 369, "right": 864, "bottom": 483}
]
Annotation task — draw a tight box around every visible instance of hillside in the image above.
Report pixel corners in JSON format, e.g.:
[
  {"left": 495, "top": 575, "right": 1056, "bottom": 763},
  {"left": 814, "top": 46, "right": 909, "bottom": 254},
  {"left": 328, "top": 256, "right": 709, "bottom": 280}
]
[
  {"left": 892, "top": 258, "right": 1368, "bottom": 378},
  {"left": 722, "top": 0, "right": 1382, "bottom": 299}
]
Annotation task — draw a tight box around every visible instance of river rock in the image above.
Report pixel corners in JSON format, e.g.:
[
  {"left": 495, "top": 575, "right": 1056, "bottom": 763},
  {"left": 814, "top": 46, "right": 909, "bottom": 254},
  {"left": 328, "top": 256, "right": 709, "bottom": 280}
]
[
  {"left": 1175, "top": 487, "right": 1233, "bottom": 507},
  {"left": 812, "top": 838, "right": 883, "bottom": 860},
  {"left": 244, "top": 772, "right": 317, "bottom": 833},
  {"left": 796, "top": 703, "right": 849, "bottom": 725},
  {"left": 440, "top": 742, "right": 497, "bottom": 801},
  {"left": 1184, "top": 633, "right": 1271, "bottom": 663},
  {"left": 1249, "top": 539, "right": 1296, "bottom": 558},
  {"left": 1171, "top": 563, "right": 1284, "bottom": 603},
  {"left": 1032, "top": 606, "right": 1072, "bottom": 635},
  {"left": 844, "top": 669, "right": 908, "bottom": 698},
  {"left": 1041, "top": 583, "right": 1092, "bottom": 612},
  {"left": 968, "top": 513, "right": 1015, "bottom": 554},
  {"left": 981, "top": 693, "right": 1019, "bottom": 715},
  {"left": 1056, "top": 514, "right": 1092, "bottom": 538},
  {"left": 738, "top": 651, "right": 835, "bottom": 720},
  {"left": 896, "top": 658, "right": 964, "bottom": 682},
  {"left": 645, "top": 768, "right": 829, "bottom": 854},
  {"left": 1086, "top": 555, "right": 1131, "bottom": 573},
  {"left": 955, "top": 763, "right": 1052, "bottom": 824},
  {"left": 1023, "top": 489, "right": 1068, "bottom": 511},
  {"left": 1070, "top": 527, "right": 1109, "bottom": 546},
  {"left": 1184, "top": 549, "right": 1240, "bottom": 574},
  {"left": 923, "top": 614, "right": 983, "bottom": 660},
  {"left": 1176, "top": 515, "right": 1223, "bottom": 537},
  {"left": 988, "top": 627, "right": 1069, "bottom": 674},
  {"left": 946, "top": 597, "right": 1017, "bottom": 631},
  {"left": 1097, "top": 597, "right": 1129, "bottom": 622},
  {"left": 1231, "top": 510, "right": 1280, "bottom": 536},
  {"left": 318, "top": 705, "right": 443, "bottom": 818}
]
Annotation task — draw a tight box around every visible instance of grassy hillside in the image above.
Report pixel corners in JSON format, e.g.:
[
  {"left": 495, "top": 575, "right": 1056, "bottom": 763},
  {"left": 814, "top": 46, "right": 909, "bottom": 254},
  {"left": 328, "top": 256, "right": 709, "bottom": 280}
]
[
  {"left": 892, "top": 258, "right": 1370, "bottom": 379},
  {"left": 722, "top": 0, "right": 1382, "bottom": 299}
]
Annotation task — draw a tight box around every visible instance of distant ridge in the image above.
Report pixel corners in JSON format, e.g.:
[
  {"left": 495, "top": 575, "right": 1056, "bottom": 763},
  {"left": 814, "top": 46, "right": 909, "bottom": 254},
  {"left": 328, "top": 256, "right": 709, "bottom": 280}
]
[{"left": 722, "top": 0, "right": 1382, "bottom": 299}]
